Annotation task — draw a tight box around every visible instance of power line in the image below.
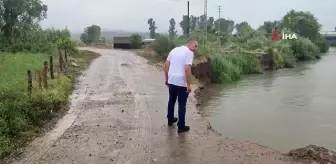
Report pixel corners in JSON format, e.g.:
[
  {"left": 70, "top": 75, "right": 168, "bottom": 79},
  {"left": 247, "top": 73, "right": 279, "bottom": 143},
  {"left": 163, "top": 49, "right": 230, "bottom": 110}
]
[
  {"left": 204, "top": 0, "right": 207, "bottom": 45},
  {"left": 187, "top": 1, "right": 190, "bottom": 38},
  {"left": 217, "top": 5, "right": 221, "bottom": 47}
]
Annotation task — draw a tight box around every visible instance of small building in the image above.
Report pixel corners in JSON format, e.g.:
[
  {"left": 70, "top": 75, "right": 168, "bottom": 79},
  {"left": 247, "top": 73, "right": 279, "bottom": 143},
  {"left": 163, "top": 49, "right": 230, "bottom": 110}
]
[
  {"left": 113, "top": 36, "right": 132, "bottom": 49},
  {"left": 142, "top": 39, "right": 155, "bottom": 45}
]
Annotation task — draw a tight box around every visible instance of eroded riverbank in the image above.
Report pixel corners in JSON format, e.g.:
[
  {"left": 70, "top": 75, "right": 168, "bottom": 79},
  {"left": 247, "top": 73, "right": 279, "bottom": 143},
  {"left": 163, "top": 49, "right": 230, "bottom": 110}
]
[{"left": 8, "top": 48, "right": 303, "bottom": 164}]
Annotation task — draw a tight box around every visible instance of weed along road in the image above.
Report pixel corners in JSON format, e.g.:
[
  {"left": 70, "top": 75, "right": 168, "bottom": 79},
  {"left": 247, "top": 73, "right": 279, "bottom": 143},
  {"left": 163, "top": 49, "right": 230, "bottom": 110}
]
[{"left": 12, "top": 48, "right": 299, "bottom": 164}]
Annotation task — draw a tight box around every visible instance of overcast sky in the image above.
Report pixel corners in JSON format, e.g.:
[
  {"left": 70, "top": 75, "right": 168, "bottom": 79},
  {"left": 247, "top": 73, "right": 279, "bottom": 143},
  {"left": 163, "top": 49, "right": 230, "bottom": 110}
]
[{"left": 40, "top": 0, "right": 335, "bottom": 34}]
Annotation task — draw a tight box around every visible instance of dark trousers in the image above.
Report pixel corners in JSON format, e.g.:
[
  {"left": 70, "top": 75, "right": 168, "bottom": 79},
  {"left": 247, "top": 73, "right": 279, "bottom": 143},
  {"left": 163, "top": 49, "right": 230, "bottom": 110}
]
[{"left": 167, "top": 84, "right": 189, "bottom": 128}]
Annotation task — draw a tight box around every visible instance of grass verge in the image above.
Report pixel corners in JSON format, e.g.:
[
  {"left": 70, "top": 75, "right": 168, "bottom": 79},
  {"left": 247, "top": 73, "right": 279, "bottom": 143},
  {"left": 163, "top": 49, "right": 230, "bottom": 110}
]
[{"left": 0, "top": 50, "right": 100, "bottom": 162}]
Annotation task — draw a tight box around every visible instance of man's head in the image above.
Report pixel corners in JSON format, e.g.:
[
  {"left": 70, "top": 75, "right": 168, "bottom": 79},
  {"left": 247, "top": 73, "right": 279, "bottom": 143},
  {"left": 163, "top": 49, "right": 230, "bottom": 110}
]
[{"left": 186, "top": 39, "right": 198, "bottom": 53}]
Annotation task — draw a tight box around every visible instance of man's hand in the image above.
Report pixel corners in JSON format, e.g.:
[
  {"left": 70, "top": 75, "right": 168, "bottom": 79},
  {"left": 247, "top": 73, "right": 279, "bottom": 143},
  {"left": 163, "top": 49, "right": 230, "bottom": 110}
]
[
  {"left": 165, "top": 81, "right": 168, "bottom": 86},
  {"left": 186, "top": 85, "right": 191, "bottom": 93}
]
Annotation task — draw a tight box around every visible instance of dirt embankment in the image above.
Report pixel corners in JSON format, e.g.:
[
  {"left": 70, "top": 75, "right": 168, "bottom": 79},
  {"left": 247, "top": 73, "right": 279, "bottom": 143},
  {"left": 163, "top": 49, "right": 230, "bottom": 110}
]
[{"left": 191, "top": 55, "right": 212, "bottom": 84}]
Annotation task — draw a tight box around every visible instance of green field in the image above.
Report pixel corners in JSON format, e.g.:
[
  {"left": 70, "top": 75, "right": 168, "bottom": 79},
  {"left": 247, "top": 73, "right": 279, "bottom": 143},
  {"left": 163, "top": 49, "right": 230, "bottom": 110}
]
[{"left": 0, "top": 53, "right": 50, "bottom": 94}]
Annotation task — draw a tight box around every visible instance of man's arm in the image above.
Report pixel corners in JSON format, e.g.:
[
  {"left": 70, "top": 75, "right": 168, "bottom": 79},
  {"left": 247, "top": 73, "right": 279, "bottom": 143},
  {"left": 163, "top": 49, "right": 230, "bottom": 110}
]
[
  {"left": 185, "top": 53, "right": 194, "bottom": 87},
  {"left": 185, "top": 64, "right": 192, "bottom": 87},
  {"left": 164, "top": 60, "right": 170, "bottom": 83},
  {"left": 163, "top": 53, "right": 171, "bottom": 84}
]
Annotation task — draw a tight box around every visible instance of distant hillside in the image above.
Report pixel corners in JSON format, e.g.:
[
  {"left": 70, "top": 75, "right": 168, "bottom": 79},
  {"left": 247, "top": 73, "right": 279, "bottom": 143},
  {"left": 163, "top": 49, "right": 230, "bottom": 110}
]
[{"left": 71, "top": 30, "right": 150, "bottom": 42}]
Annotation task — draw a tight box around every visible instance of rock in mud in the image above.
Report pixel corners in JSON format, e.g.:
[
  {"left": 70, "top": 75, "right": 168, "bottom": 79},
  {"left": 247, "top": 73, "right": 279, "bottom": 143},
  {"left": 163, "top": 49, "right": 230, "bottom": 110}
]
[
  {"left": 288, "top": 145, "right": 336, "bottom": 164},
  {"left": 71, "top": 62, "right": 78, "bottom": 67}
]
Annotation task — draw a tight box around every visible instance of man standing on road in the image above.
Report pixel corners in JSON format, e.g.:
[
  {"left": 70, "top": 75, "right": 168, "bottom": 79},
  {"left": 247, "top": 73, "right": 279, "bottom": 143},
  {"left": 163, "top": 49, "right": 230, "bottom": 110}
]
[{"left": 163, "top": 40, "right": 198, "bottom": 133}]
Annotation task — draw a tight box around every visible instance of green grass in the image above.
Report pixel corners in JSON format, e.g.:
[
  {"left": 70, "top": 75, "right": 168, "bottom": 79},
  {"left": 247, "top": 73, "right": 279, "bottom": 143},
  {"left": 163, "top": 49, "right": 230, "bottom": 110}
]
[
  {"left": 0, "top": 53, "right": 50, "bottom": 95},
  {"left": 0, "top": 50, "right": 99, "bottom": 162}
]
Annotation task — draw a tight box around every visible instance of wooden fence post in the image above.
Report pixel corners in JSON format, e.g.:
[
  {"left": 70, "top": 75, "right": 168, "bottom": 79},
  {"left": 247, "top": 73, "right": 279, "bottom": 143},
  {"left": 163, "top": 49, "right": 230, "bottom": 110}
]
[
  {"left": 27, "top": 70, "right": 32, "bottom": 97},
  {"left": 43, "top": 61, "right": 48, "bottom": 89},
  {"left": 50, "top": 56, "right": 54, "bottom": 79},
  {"left": 37, "top": 70, "right": 42, "bottom": 89}
]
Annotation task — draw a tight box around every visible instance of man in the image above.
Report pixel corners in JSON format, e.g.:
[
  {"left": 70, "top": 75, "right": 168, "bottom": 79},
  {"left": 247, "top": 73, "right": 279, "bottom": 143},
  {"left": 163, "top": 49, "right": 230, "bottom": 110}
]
[{"left": 163, "top": 40, "right": 198, "bottom": 133}]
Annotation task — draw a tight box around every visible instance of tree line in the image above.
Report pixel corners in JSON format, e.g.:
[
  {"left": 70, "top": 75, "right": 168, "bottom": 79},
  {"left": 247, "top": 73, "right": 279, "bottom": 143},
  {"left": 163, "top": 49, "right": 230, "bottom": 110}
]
[
  {"left": 0, "top": 0, "right": 76, "bottom": 54},
  {"left": 147, "top": 10, "right": 329, "bottom": 54}
]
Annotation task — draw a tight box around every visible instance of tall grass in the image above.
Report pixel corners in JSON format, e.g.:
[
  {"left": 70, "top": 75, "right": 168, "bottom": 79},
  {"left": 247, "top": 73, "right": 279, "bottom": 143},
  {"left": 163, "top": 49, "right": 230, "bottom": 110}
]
[
  {"left": 210, "top": 53, "right": 262, "bottom": 83},
  {"left": 153, "top": 36, "right": 175, "bottom": 57}
]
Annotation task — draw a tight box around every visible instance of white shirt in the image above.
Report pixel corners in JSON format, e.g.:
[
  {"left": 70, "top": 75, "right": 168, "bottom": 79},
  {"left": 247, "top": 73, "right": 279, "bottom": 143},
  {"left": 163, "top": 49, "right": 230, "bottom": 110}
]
[{"left": 167, "top": 46, "right": 194, "bottom": 87}]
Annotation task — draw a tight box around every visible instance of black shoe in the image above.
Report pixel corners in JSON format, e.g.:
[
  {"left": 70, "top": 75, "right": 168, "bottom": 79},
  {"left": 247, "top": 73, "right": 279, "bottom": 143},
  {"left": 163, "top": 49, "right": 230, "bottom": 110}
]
[
  {"left": 168, "top": 117, "right": 178, "bottom": 126},
  {"left": 178, "top": 126, "right": 190, "bottom": 133}
]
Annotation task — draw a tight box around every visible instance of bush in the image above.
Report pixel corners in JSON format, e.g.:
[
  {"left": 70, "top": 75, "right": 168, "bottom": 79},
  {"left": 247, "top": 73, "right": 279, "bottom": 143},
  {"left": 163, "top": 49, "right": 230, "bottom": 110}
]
[
  {"left": 271, "top": 41, "right": 296, "bottom": 68},
  {"left": 313, "top": 34, "right": 329, "bottom": 53},
  {"left": 210, "top": 54, "right": 240, "bottom": 83},
  {"left": 130, "top": 34, "right": 142, "bottom": 49},
  {"left": 245, "top": 36, "right": 270, "bottom": 50},
  {"left": 0, "top": 27, "right": 69, "bottom": 54},
  {"left": 153, "top": 36, "right": 176, "bottom": 57},
  {"left": 289, "top": 37, "right": 320, "bottom": 61},
  {"left": 227, "top": 53, "right": 262, "bottom": 74},
  {"left": 209, "top": 53, "right": 262, "bottom": 84}
]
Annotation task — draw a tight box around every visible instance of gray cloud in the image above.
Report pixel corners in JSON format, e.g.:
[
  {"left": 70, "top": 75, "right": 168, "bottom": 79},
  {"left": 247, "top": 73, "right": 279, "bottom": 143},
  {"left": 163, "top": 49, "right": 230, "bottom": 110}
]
[{"left": 40, "top": 0, "right": 335, "bottom": 33}]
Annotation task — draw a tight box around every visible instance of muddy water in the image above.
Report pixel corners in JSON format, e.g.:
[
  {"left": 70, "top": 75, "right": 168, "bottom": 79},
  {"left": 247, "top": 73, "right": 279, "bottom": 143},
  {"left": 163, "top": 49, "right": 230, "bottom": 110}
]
[{"left": 199, "top": 48, "right": 336, "bottom": 152}]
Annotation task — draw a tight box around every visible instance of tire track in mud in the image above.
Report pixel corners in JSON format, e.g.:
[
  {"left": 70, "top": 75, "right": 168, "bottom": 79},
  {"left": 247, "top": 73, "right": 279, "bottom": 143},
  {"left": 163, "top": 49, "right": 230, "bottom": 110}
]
[{"left": 114, "top": 51, "right": 153, "bottom": 163}]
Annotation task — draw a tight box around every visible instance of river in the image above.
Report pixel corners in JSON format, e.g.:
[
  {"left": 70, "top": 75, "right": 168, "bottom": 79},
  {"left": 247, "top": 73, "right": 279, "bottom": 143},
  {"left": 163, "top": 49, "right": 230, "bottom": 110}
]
[{"left": 199, "top": 48, "right": 336, "bottom": 152}]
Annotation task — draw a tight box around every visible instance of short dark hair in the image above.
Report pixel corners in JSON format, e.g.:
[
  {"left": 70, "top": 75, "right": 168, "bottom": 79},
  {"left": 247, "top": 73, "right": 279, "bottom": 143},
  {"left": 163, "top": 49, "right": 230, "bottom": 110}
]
[{"left": 187, "top": 39, "right": 197, "bottom": 43}]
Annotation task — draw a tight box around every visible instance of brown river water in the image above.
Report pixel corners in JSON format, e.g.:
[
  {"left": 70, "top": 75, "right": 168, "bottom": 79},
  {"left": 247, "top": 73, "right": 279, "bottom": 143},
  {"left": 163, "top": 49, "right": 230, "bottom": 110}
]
[{"left": 199, "top": 48, "right": 336, "bottom": 152}]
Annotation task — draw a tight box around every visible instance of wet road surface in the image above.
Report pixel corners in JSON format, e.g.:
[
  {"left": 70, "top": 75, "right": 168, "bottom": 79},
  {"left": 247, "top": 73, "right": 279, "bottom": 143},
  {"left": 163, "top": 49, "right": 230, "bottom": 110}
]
[{"left": 11, "top": 48, "right": 299, "bottom": 164}]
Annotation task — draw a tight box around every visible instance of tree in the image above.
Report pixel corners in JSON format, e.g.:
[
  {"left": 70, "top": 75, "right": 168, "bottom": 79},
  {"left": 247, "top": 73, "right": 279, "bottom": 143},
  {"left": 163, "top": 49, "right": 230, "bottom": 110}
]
[
  {"left": 190, "top": 16, "right": 197, "bottom": 32},
  {"left": 281, "top": 10, "right": 328, "bottom": 52},
  {"left": 86, "top": 25, "right": 101, "bottom": 43},
  {"left": 0, "top": 0, "right": 48, "bottom": 40},
  {"left": 235, "top": 21, "right": 251, "bottom": 34},
  {"left": 198, "top": 15, "right": 206, "bottom": 30},
  {"left": 168, "top": 18, "right": 177, "bottom": 39},
  {"left": 281, "top": 10, "right": 321, "bottom": 40},
  {"left": 130, "top": 34, "right": 142, "bottom": 49},
  {"left": 79, "top": 25, "right": 101, "bottom": 44},
  {"left": 148, "top": 18, "right": 157, "bottom": 39},
  {"left": 101, "top": 36, "right": 106, "bottom": 44},
  {"left": 180, "top": 15, "right": 189, "bottom": 36},
  {"left": 214, "top": 18, "right": 235, "bottom": 34},
  {"left": 80, "top": 33, "right": 88, "bottom": 44},
  {"left": 207, "top": 17, "right": 215, "bottom": 32},
  {"left": 258, "top": 21, "right": 281, "bottom": 35}
]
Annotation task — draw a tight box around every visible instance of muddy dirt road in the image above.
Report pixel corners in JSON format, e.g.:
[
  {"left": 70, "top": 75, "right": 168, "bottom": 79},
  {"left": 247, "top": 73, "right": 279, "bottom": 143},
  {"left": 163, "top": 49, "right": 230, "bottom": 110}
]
[{"left": 11, "top": 48, "right": 300, "bottom": 164}]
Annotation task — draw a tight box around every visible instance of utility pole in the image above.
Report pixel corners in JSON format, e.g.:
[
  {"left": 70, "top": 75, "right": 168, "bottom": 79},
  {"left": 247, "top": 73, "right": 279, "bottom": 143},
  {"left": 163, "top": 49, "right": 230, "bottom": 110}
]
[
  {"left": 187, "top": 1, "right": 190, "bottom": 38},
  {"left": 203, "top": 0, "right": 207, "bottom": 45},
  {"left": 217, "top": 5, "right": 221, "bottom": 47}
]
